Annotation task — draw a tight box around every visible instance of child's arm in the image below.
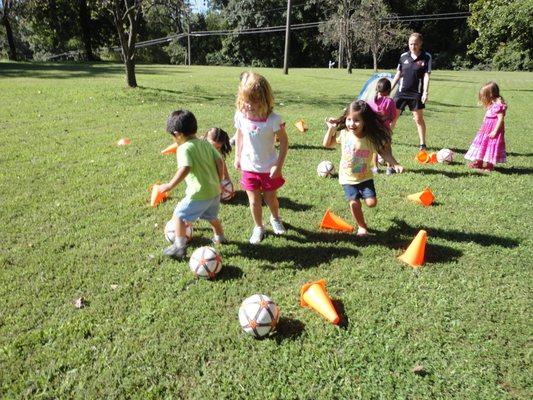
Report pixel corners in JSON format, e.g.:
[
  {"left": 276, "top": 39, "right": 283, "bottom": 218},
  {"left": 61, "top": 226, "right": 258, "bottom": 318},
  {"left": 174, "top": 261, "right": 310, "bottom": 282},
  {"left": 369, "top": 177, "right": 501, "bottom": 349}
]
[
  {"left": 323, "top": 118, "right": 338, "bottom": 148},
  {"left": 159, "top": 166, "right": 190, "bottom": 193},
  {"left": 215, "top": 158, "right": 224, "bottom": 181},
  {"left": 390, "top": 70, "right": 401, "bottom": 91},
  {"left": 489, "top": 113, "right": 504, "bottom": 138},
  {"left": 221, "top": 158, "right": 230, "bottom": 180},
  {"left": 233, "top": 128, "right": 242, "bottom": 170},
  {"left": 270, "top": 126, "right": 288, "bottom": 178},
  {"left": 378, "top": 144, "right": 404, "bottom": 173}
]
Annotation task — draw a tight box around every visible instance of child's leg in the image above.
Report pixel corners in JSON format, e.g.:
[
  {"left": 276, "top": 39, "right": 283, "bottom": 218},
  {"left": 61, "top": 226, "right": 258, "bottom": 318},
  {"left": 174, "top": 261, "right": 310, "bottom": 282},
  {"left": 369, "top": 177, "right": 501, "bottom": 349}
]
[
  {"left": 208, "top": 218, "right": 224, "bottom": 237},
  {"left": 174, "top": 217, "right": 188, "bottom": 246},
  {"left": 246, "top": 189, "right": 263, "bottom": 227},
  {"left": 263, "top": 190, "right": 280, "bottom": 219},
  {"left": 364, "top": 197, "right": 377, "bottom": 208},
  {"left": 348, "top": 199, "right": 368, "bottom": 235}
]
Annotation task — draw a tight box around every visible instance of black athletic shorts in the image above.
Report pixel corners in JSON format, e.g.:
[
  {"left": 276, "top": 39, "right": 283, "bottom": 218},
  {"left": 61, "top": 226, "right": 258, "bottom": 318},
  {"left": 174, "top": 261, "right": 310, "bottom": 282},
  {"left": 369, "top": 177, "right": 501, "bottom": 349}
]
[{"left": 395, "top": 97, "right": 425, "bottom": 112}]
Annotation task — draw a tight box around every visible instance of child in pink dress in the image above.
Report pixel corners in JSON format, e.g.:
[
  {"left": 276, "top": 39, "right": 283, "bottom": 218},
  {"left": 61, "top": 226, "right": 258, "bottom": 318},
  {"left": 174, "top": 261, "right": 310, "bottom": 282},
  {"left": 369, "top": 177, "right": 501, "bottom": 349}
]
[
  {"left": 465, "top": 82, "right": 507, "bottom": 172},
  {"left": 368, "top": 78, "right": 397, "bottom": 175}
]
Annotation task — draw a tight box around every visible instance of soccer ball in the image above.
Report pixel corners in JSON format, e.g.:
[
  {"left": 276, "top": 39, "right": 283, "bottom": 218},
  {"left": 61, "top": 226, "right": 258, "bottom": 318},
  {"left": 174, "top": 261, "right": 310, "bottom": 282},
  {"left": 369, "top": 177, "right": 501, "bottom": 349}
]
[
  {"left": 164, "top": 219, "right": 193, "bottom": 243},
  {"left": 317, "top": 161, "right": 335, "bottom": 177},
  {"left": 437, "top": 148, "right": 454, "bottom": 164},
  {"left": 238, "top": 294, "right": 280, "bottom": 338},
  {"left": 189, "top": 246, "right": 222, "bottom": 279},
  {"left": 220, "top": 179, "right": 235, "bottom": 201}
]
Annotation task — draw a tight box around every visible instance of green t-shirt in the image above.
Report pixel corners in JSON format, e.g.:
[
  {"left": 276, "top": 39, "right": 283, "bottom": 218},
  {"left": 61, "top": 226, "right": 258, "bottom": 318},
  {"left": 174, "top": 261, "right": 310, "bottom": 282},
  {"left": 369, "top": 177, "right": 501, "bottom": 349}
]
[{"left": 177, "top": 138, "right": 222, "bottom": 200}]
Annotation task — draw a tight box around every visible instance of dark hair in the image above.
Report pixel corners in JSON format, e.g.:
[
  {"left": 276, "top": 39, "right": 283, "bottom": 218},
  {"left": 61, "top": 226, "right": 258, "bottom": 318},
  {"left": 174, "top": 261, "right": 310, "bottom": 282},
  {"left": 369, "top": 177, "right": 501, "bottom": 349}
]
[
  {"left": 166, "top": 109, "right": 197, "bottom": 137},
  {"left": 205, "top": 127, "right": 232, "bottom": 157},
  {"left": 332, "top": 100, "right": 391, "bottom": 150},
  {"left": 376, "top": 78, "right": 391, "bottom": 95}
]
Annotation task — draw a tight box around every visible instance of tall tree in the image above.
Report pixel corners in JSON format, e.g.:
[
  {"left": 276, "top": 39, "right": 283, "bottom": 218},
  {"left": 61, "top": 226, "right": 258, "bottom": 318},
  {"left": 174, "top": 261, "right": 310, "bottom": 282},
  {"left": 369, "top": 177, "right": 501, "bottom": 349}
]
[
  {"left": 1, "top": 0, "right": 18, "bottom": 60},
  {"left": 77, "top": 0, "right": 96, "bottom": 60},
  {"left": 354, "top": 0, "right": 407, "bottom": 71},
  {"left": 107, "top": 0, "right": 144, "bottom": 87}
]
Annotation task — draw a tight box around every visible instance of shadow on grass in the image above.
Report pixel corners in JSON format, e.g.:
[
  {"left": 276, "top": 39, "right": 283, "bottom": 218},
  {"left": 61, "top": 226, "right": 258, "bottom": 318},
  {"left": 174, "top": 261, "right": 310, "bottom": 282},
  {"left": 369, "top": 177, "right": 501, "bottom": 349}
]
[
  {"left": 407, "top": 168, "right": 473, "bottom": 179},
  {"left": 139, "top": 85, "right": 235, "bottom": 103},
  {"left": 430, "top": 100, "right": 477, "bottom": 109},
  {"left": 332, "top": 299, "right": 349, "bottom": 330},
  {"left": 233, "top": 241, "right": 360, "bottom": 270},
  {"left": 289, "top": 144, "right": 333, "bottom": 151},
  {"left": 274, "top": 317, "right": 305, "bottom": 343},
  {"left": 494, "top": 166, "right": 533, "bottom": 175},
  {"left": 224, "top": 191, "right": 313, "bottom": 212},
  {"left": 218, "top": 265, "right": 244, "bottom": 281}
]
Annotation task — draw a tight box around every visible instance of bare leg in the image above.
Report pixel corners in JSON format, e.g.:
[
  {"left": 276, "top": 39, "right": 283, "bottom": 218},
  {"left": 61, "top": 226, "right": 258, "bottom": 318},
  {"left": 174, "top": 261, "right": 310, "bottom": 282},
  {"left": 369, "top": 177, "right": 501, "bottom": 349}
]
[
  {"left": 412, "top": 109, "right": 426, "bottom": 146},
  {"left": 348, "top": 199, "right": 367, "bottom": 233},
  {"left": 364, "top": 197, "right": 377, "bottom": 208},
  {"left": 208, "top": 218, "right": 224, "bottom": 236},
  {"left": 246, "top": 189, "right": 263, "bottom": 227},
  {"left": 263, "top": 190, "right": 280, "bottom": 219}
]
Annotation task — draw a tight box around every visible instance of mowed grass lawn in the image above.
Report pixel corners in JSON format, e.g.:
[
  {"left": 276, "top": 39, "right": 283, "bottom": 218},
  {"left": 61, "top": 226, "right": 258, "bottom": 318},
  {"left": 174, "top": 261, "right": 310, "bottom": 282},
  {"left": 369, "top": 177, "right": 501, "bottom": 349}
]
[{"left": 0, "top": 62, "right": 532, "bottom": 399}]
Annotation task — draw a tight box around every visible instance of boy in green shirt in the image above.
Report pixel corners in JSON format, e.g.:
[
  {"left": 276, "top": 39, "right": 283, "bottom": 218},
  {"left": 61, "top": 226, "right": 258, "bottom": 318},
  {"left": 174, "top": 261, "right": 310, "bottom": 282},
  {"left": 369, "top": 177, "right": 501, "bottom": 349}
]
[{"left": 159, "top": 110, "right": 225, "bottom": 259}]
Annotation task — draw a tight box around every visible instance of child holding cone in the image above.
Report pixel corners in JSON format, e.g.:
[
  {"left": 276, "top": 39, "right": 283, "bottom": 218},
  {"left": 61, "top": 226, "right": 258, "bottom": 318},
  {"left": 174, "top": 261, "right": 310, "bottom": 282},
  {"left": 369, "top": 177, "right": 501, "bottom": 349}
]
[
  {"left": 159, "top": 110, "right": 226, "bottom": 259},
  {"left": 233, "top": 72, "right": 289, "bottom": 244},
  {"left": 324, "top": 100, "right": 404, "bottom": 236}
]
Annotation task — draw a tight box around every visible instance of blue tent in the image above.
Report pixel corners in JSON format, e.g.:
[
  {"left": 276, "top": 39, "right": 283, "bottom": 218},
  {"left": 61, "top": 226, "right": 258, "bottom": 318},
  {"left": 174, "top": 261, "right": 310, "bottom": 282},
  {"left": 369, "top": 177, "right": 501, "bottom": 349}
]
[{"left": 357, "top": 72, "right": 397, "bottom": 102}]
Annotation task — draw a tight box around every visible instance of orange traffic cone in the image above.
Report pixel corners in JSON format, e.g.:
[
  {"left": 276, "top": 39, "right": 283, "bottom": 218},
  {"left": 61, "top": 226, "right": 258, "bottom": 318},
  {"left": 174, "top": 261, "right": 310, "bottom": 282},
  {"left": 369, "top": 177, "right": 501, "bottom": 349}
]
[
  {"left": 161, "top": 143, "right": 178, "bottom": 155},
  {"left": 398, "top": 230, "right": 427, "bottom": 268},
  {"left": 428, "top": 152, "right": 438, "bottom": 164},
  {"left": 407, "top": 187, "right": 435, "bottom": 206},
  {"left": 300, "top": 279, "right": 340, "bottom": 324},
  {"left": 150, "top": 184, "right": 169, "bottom": 207},
  {"left": 320, "top": 209, "right": 354, "bottom": 232},
  {"left": 415, "top": 150, "right": 429, "bottom": 163},
  {"left": 117, "top": 138, "right": 131, "bottom": 146},
  {"left": 294, "top": 119, "right": 307, "bottom": 133}
]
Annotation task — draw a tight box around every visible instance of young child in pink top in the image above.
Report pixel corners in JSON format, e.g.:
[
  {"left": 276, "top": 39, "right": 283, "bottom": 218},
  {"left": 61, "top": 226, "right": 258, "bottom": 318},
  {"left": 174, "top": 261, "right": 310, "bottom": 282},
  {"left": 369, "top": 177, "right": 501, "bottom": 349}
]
[{"left": 368, "top": 78, "right": 397, "bottom": 175}]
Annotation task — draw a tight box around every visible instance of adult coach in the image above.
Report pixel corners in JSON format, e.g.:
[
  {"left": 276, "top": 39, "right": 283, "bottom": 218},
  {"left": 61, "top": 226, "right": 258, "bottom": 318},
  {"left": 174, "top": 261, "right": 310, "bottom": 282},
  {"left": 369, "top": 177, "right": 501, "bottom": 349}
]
[{"left": 391, "top": 32, "right": 431, "bottom": 150}]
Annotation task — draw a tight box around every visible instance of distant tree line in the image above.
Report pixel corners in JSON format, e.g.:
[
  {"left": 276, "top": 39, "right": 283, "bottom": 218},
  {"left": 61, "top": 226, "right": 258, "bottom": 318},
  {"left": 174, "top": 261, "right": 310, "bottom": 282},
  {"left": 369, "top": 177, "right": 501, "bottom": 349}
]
[{"left": 1, "top": 0, "right": 531, "bottom": 81}]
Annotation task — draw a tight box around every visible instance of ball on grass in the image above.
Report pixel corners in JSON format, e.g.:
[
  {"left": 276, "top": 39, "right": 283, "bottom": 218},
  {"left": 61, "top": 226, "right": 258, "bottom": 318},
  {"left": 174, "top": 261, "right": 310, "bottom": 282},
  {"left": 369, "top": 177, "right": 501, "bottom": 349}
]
[
  {"left": 437, "top": 148, "right": 454, "bottom": 164},
  {"left": 164, "top": 220, "right": 192, "bottom": 243},
  {"left": 317, "top": 161, "right": 335, "bottom": 177},
  {"left": 238, "top": 294, "right": 280, "bottom": 338},
  {"left": 189, "top": 246, "right": 222, "bottom": 279}
]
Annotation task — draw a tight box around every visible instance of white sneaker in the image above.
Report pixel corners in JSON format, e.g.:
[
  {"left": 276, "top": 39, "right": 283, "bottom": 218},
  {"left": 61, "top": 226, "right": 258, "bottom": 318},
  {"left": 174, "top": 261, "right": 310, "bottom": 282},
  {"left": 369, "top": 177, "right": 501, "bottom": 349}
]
[
  {"left": 249, "top": 226, "right": 265, "bottom": 244},
  {"left": 269, "top": 216, "right": 286, "bottom": 235}
]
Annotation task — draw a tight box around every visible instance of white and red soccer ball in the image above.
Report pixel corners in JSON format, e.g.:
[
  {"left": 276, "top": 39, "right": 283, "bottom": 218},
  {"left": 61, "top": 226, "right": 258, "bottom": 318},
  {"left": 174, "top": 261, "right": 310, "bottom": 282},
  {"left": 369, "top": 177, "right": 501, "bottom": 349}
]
[
  {"left": 220, "top": 179, "right": 235, "bottom": 201},
  {"left": 437, "top": 148, "right": 454, "bottom": 164},
  {"left": 188, "top": 246, "right": 222, "bottom": 279},
  {"left": 164, "top": 219, "right": 193, "bottom": 243},
  {"left": 238, "top": 294, "right": 280, "bottom": 338},
  {"left": 317, "top": 161, "right": 335, "bottom": 177}
]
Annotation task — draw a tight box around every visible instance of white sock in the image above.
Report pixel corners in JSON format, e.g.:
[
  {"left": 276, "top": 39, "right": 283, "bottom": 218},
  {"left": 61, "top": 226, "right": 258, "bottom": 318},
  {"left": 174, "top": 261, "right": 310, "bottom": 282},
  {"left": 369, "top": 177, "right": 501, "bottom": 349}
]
[{"left": 175, "top": 236, "right": 187, "bottom": 248}]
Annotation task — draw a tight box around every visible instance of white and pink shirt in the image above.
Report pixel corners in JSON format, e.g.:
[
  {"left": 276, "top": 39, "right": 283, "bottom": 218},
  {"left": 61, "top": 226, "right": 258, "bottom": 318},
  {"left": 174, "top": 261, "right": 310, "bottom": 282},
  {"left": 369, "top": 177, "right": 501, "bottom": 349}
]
[{"left": 234, "top": 111, "right": 285, "bottom": 173}]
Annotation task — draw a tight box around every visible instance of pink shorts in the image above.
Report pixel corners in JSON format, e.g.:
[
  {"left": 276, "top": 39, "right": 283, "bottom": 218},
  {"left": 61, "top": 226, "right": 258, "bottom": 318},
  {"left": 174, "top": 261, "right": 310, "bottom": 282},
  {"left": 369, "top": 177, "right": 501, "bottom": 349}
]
[{"left": 241, "top": 171, "right": 285, "bottom": 192}]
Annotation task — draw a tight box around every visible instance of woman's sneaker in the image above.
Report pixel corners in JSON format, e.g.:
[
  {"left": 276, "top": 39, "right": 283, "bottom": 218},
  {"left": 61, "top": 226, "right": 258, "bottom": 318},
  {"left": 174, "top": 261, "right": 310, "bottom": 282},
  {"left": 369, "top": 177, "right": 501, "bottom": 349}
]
[
  {"left": 269, "top": 216, "right": 286, "bottom": 235},
  {"left": 249, "top": 226, "right": 265, "bottom": 244}
]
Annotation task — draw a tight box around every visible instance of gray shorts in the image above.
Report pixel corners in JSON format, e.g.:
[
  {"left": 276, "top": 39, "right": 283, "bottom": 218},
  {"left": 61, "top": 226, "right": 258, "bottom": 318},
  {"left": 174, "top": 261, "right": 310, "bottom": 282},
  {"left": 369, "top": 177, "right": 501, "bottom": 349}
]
[{"left": 174, "top": 195, "right": 220, "bottom": 222}]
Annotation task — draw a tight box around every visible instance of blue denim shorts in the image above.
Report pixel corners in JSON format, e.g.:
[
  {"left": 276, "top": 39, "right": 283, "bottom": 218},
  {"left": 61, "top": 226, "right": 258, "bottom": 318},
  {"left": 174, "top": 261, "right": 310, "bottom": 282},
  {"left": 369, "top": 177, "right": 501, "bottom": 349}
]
[
  {"left": 174, "top": 195, "right": 220, "bottom": 222},
  {"left": 342, "top": 179, "right": 376, "bottom": 201}
]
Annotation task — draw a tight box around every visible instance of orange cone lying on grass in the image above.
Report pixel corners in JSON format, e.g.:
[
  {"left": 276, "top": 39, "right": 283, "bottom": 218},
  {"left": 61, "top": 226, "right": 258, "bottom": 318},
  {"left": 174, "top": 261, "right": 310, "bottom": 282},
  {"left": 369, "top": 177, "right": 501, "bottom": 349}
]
[
  {"left": 161, "top": 143, "right": 178, "bottom": 155},
  {"left": 398, "top": 230, "right": 427, "bottom": 268},
  {"left": 320, "top": 209, "right": 354, "bottom": 232},
  {"left": 150, "top": 184, "right": 169, "bottom": 207},
  {"left": 428, "top": 152, "right": 438, "bottom": 164},
  {"left": 294, "top": 119, "right": 307, "bottom": 133},
  {"left": 300, "top": 279, "right": 340, "bottom": 325},
  {"left": 415, "top": 150, "right": 429, "bottom": 163},
  {"left": 407, "top": 187, "right": 435, "bottom": 206},
  {"left": 117, "top": 138, "right": 131, "bottom": 146}
]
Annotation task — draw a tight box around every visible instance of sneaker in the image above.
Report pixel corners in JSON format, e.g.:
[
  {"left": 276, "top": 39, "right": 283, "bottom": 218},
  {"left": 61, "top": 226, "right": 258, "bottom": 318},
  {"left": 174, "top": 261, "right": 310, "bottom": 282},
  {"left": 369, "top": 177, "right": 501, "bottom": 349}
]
[
  {"left": 468, "top": 161, "right": 482, "bottom": 169},
  {"left": 371, "top": 166, "right": 379, "bottom": 175},
  {"left": 356, "top": 226, "right": 368, "bottom": 237},
  {"left": 163, "top": 243, "right": 186, "bottom": 259},
  {"left": 249, "top": 226, "right": 265, "bottom": 244},
  {"left": 269, "top": 216, "right": 286, "bottom": 235},
  {"left": 386, "top": 167, "right": 394, "bottom": 176},
  {"left": 211, "top": 235, "right": 227, "bottom": 245},
  {"left": 418, "top": 144, "right": 427, "bottom": 151}
]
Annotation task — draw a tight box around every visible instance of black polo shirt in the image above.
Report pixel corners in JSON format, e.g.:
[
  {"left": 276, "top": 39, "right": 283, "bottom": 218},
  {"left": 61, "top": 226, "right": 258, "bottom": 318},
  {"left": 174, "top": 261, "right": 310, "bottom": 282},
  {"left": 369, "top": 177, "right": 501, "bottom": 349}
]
[{"left": 396, "top": 51, "right": 432, "bottom": 99}]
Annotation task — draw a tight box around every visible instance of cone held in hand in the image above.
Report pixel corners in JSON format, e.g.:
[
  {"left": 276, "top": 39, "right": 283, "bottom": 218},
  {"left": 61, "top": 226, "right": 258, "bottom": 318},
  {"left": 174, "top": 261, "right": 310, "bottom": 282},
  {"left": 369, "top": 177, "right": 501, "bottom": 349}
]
[
  {"left": 320, "top": 209, "right": 354, "bottom": 232},
  {"left": 407, "top": 187, "right": 435, "bottom": 206},
  {"left": 300, "top": 279, "right": 340, "bottom": 324},
  {"left": 398, "top": 230, "right": 427, "bottom": 268},
  {"left": 150, "top": 184, "right": 169, "bottom": 207},
  {"left": 161, "top": 143, "right": 178, "bottom": 155}
]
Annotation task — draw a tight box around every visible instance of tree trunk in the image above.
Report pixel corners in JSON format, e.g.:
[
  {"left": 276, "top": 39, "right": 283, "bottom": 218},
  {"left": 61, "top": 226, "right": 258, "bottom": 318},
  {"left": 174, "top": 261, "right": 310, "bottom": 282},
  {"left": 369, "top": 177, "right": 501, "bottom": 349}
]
[
  {"left": 2, "top": 8, "right": 17, "bottom": 61},
  {"left": 373, "top": 51, "right": 377, "bottom": 72},
  {"left": 338, "top": 39, "right": 343, "bottom": 69},
  {"left": 125, "top": 56, "right": 137, "bottom": 88},
  {"left": 77, "top": 0, "right": 96, "bottom": 61}
]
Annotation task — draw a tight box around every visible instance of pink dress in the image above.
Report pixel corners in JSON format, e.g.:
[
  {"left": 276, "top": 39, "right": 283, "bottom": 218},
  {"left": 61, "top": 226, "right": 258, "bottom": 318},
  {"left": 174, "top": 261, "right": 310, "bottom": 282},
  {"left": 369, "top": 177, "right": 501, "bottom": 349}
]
[{"left": 465, "top": 102, "right": 507, "bottom": 164}]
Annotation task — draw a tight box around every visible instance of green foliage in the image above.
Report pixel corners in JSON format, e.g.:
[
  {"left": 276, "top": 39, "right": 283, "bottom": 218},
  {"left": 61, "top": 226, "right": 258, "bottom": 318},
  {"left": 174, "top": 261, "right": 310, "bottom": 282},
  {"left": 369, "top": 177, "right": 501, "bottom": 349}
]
[
  {"left": 468, "top": 0, "right": 533, "bottom": 71},
  {"left": 165, "top": 38, "right": 187, "bottom": 64},
  {"left": 0, "top": 62, "right": 532, "bottom": 398}
]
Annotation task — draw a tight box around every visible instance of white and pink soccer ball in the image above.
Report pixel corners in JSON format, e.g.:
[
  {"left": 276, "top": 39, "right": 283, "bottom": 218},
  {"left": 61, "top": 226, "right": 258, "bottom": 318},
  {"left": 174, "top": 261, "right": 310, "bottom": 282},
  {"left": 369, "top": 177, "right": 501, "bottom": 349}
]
[
  {"left": 317, "top": 161, "right": 335, "bottom": 177},
  {"left": 437, "top": 148, "right": 454, "bottom": 164}
]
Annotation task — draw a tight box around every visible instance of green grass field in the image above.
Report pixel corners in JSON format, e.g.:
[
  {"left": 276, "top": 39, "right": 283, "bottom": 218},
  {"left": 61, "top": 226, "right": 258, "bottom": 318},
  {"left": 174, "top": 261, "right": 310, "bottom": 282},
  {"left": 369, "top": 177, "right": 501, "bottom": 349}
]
[{"left": 0, "top": 62, "right": 532, "bottom": 399}]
